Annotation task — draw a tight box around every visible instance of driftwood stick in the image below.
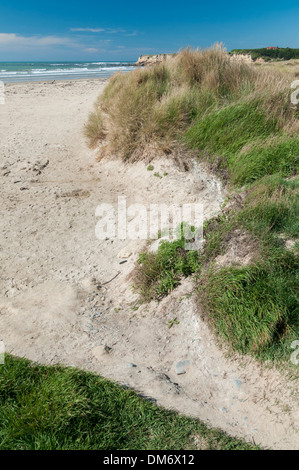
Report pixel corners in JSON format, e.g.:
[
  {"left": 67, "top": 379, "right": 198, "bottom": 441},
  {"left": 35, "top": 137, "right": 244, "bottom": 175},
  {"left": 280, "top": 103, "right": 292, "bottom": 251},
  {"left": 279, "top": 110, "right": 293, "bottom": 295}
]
[{"left": 99, "top": 271, "right": 121, "bottom": 287}]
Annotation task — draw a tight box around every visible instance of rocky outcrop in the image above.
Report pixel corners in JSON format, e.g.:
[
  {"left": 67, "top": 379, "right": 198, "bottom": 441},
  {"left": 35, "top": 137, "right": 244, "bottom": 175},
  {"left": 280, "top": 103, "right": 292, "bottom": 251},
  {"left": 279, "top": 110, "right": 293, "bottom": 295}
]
[
  {"left": 230, "top": 53, "right": 265, "bottom": 64},
  {"left": 230, "top": 53, "right": 254, "bottom": 64},
  {"left": 136, "top": 54, "right": 175, "bottom": 66}
]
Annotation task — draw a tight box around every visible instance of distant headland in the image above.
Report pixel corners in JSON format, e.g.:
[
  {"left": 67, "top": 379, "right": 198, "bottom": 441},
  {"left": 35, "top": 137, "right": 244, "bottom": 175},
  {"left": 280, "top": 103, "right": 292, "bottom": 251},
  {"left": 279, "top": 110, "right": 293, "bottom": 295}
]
[{"left": 136, "top": 48, "right": 299, "bottom": 66}]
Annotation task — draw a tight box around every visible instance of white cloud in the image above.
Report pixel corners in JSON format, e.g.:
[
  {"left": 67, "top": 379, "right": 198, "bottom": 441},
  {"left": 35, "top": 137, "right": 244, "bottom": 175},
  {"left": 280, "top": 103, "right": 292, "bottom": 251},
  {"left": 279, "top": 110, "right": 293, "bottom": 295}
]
[
  {"left": 70, "top": 28, "right": 105, "bottom": 33},
  {"left": 0, "top": 31, "right": 142, "bottom": 58},
  {"left": 0, "top": 33, "right": 77, "bottom": 48},
  {"left": 70, "top": 27, "right": 138, "bottom": 35},
  {"left": 0, "top": 32, "right": 112, "bottom": 54},
  {"left": 85, "top": 47, "right": 99, "bottom": 53}
]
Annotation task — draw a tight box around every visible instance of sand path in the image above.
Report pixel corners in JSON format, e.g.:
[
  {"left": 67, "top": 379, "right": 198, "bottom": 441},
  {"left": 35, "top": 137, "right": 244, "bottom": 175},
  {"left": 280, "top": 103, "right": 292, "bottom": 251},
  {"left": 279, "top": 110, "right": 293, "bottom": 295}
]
[{"left": 0, "top": 79, "right": 298, "bottom": 449}]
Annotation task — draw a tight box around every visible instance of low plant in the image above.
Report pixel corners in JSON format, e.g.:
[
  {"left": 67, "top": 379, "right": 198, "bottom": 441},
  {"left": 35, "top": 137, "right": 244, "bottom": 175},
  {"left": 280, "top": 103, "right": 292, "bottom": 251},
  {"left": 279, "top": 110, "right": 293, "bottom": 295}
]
[{"left": 134, "top": 235, "right": 200, "bottom": 302}]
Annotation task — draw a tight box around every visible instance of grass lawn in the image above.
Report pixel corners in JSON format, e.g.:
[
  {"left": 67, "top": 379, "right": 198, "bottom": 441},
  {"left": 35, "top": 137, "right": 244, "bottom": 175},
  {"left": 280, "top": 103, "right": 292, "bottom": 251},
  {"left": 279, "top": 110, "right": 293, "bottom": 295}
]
[{"left": 0, "top": 355, "right": 258, "bottom": 450}]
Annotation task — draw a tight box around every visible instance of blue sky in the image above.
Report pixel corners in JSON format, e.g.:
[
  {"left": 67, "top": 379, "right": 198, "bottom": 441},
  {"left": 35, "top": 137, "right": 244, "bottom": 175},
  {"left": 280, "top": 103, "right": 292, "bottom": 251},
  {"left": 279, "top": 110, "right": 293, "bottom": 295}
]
[{"left": 0, "top": 0, "right": 298, "bottom": 61}]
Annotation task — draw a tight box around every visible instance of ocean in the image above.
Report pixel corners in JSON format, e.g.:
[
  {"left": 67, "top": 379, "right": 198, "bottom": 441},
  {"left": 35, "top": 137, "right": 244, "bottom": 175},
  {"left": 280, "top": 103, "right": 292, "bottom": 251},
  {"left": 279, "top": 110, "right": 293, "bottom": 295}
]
[{"left": 0, "top": 61, "right": 136, "bottom": 83}]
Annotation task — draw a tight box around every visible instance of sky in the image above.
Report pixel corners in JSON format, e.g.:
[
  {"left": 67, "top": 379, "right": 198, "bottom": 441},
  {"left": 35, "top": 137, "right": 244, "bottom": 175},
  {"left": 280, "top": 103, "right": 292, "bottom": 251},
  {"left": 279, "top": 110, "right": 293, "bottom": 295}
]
[{"left": 0, "top": 0, "right": 298, "bottom": 61}]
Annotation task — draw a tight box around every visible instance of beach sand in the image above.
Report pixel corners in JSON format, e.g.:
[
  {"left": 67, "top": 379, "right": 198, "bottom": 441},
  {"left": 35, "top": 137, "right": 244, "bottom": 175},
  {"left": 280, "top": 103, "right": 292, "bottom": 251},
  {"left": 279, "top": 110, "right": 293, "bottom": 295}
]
[{"left": 0, "top": 79, "right": 298, "bottom": 449}]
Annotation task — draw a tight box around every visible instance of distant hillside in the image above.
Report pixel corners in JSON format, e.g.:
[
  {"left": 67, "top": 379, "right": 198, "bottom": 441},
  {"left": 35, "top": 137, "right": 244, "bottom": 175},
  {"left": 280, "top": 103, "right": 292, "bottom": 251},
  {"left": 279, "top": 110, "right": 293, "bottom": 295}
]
[{"left": 230, "top": 47, "right": 299, "bottom": 61}]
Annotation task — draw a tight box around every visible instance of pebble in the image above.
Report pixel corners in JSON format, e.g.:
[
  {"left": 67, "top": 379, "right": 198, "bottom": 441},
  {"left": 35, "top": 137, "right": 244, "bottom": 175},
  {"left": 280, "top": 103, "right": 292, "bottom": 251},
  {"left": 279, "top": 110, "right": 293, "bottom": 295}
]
[
  {"left": 127, "top": 363, "right": 137, "bottom": 368},
  {"left": 175, "top": 360, "right": 191, "bottom": 375},
  {"left": 233, "top": 378, "right": 242, "bottom": 390}
]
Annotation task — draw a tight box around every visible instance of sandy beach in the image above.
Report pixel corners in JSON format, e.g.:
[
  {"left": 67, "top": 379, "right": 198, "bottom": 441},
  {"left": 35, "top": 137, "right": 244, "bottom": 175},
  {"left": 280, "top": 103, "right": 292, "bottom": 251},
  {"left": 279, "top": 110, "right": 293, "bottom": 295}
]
[{"left": 0, "top": 78, "right": 298, "bottom": 450}]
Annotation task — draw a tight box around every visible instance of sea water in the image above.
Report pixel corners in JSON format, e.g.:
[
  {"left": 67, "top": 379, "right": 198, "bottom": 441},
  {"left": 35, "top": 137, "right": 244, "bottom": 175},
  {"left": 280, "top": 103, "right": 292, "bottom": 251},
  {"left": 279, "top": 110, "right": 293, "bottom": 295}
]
[{"left": 0, "top": 61, "right": 136, "bottom": 83}]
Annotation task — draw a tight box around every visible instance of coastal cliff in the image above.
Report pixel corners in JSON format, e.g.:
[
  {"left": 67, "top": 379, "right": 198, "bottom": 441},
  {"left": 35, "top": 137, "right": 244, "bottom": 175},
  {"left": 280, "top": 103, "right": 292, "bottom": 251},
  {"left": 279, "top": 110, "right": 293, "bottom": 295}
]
[
  {"left": 136, "top": 53, "right": 175, "bottom": 66},
  {"left": 136, "top": 52, "right": 264, "bottom": 66}
]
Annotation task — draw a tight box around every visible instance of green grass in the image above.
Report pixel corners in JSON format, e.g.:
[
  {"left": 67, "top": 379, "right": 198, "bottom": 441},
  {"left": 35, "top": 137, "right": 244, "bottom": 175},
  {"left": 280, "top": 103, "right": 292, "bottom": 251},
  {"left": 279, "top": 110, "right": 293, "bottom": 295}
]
[
  {"left": 238, "top": 176, "right": 299, "bottom": 237},
  {"left": 198, "top": 255, "right": 298, "bottom": 358},
  {"left": 185, "top": 101, "right": 298, "bottom": 185},
  {"left": 186, "top": 100, "right": 279, "bottom": 156},
  {"left": 195, "top": 175, "right": 299, "bottom": 363},
  {"left": 0, "top": 355, "right": 258, "bottom": 450},
  {"left": 134, "top": 231, "right": 200, "bottom": 302}
]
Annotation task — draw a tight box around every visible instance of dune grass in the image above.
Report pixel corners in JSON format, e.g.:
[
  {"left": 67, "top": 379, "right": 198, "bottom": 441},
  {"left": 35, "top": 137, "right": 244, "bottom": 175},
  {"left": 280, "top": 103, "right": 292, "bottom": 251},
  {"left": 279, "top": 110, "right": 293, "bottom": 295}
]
[
  {"left": 134, "top": 235, "right": 200, "bottom": 302},
  {"left": 84, "top": 105, "right": 105, "bottom": 147},
  {"left": 85, "top": 44, "right": 298, "bottom": 160},
  {"left": 185, "top": 104, "right": 298, "bottom": 184},
  {"left": 256, "top": 59, "right": 299, "bottom": 77},
  {"left": 0, "top": 355, "right": 258, "bottom": 450},
  {"left": 87, "top": 45, "right": 298, "bottom": 366},
  {"left": 197, "top": 175, "right": 298, "bottom": 361},
  {"left": 198, "top": 252, "right": 298, "bottom": 358}
]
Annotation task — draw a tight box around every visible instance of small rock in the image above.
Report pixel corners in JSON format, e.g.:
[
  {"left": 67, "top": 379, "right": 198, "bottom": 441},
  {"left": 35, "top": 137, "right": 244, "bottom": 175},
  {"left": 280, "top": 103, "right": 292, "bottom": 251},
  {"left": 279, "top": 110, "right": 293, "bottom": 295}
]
[
  {"left": 175, "top": 360, "right": 191, "bottom": 375},
  {"left": 233, "top": 378, "right": 242, "bottom": 390}
]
